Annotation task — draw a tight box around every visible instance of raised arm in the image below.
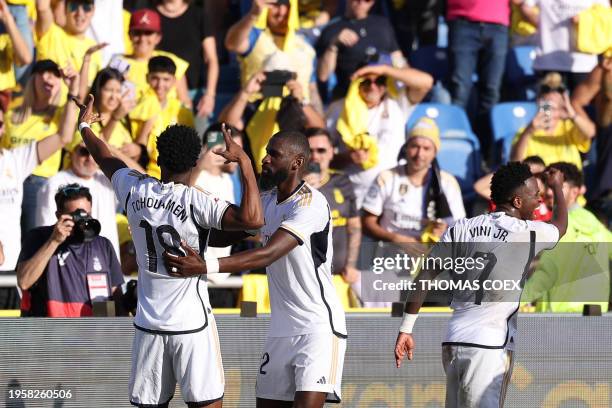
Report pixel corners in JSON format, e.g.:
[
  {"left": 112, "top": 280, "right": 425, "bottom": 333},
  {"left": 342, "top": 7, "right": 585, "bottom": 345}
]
[
  {"left": 36, "top": 68, "right": 80, "bottom": 162},
  {"left": 543, "top": 167, "right": 568, "bottom": 238},
  {"left": 214, "top": 124, "right": 264, "bottom": 230},
  {"left": 35, "top": 0, "right": 54, "bottom": 39},
  {"left": 351, "top": 64, "right": 434, "bottom": 104},
  {"left": 0, "top": 0, "right": 32, "bottom": 66},
  {"left": 218, "top": 71, "right": 266, "bottom": 129},
  {"left": 225, "top": 0, "right": 266, "bottom": 54},
  {"left": 72, "top": 94, "right": 127, "bottom": 181},
  {"left": 197, "top": 36, "right": 219, "bottom": 118}
]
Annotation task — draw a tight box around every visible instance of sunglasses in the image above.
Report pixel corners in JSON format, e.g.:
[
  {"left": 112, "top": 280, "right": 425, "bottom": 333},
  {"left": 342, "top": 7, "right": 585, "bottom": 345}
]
[
  {"left": 310, "top": 148, "right": 328, "bottom": 154},
  {"left": 360, "top": 76, "right": 387, "bottom": 87},
  {"left": 75, "top": 146, "right": 91, "bottom": 157},
  {"left": 59, "top": 184, "right": 90, "bottom": 196},
  {"left": 67, "top": 2, "right": 94, "bottom": 13},
  {"left": 539, "top": 84, "right": 566, "bottom": 94}
]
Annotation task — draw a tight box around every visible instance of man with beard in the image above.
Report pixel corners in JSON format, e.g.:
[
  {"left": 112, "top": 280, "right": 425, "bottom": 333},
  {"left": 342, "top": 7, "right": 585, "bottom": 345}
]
[{"left": 165, "top": 130, "right": 347, "bottom": 408}]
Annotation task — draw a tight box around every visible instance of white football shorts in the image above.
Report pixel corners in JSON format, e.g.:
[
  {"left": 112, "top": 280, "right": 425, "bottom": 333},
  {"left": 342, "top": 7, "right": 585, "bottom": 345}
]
[
  {"left": 442, "top": 345, "right": 514, "bottom": 408},
  {"left": 256, "top": 332, "right": 346, "bottom": 403},
  {"left": 129, "top": 319, "right": 224, "bottom": 407}
]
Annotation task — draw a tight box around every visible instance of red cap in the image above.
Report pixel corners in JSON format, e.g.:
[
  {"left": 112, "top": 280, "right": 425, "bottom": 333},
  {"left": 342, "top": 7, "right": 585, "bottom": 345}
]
[{"left": 129, "top": 9, "right": 161, "bottom": 32}]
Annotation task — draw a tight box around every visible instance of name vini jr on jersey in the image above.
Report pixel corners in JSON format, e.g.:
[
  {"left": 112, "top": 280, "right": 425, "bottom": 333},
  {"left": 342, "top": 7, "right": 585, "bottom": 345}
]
[
  {"left": 469, "top": 226, "right": 509, "bottom": 242},
  {"left": 131, "top": 196, "right": 188, "bottom": 223}
]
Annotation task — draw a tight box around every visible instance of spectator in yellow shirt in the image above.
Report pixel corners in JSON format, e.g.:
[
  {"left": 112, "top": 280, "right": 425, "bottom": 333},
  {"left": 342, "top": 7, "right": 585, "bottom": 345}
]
[
  {"left": 511, "top": 72, "right": 597, "bottom": 170},
  {"left": 35, "top": 0, "right": 102, "bottom": 87},
  {"left": 0, "top": 0, "right": 33, "bottom": 110},
  {"left": 131, "top": 56, "right": 194, "bottom": 179},
  {"left": 1, "top": 59, "right": 79, "bottom": 234},
  {"left": 108, "top": 8, "right": 191, "bottom": 110}
]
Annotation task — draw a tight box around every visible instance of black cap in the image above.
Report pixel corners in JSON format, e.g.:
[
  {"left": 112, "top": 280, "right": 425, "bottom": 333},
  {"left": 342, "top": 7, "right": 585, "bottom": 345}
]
[
  {"left": 32, "top": 59, "right": 61, "bottom": 77},
  {"left": 275, "top": 0, "right": 290, "bottom": 5}
]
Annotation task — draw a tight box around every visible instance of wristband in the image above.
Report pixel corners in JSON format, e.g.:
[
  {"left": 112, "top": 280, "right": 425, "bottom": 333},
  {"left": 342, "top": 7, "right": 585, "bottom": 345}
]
[
  {"left": 205, "top": 258, "right": 219, "bottom": 274},
  {"left": 399, "top": 313, "right": 418, "bottom": 334},
  {"left": 78, "top": 122, "right": 91, "bottom": 133}
]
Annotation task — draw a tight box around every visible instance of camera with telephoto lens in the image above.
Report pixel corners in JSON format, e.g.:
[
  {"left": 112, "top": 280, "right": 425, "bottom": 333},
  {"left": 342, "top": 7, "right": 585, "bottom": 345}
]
[
  {"left": 70, "top": 208, "right": 101, "bottom": 242},
  {"left": 261, "top": 70, "right": 297, "bottom": 97}
]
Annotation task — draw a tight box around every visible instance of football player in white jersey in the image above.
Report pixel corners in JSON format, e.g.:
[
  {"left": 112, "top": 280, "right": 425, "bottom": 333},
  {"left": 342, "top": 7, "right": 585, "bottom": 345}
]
[
  {"left": 394, "top": 162, "right": 568, "bottom": 408},
  {"left": 166, "top": 130, "right": 347, "bottom": 408},
  {"left": 73, "top": 95, "right": 264, "bottom": 408}
]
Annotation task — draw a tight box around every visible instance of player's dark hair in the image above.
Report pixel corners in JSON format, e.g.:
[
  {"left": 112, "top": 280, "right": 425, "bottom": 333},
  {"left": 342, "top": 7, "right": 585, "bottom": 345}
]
[
  {"left": 304, "top": 127, "right": 333, "bottom": 143},
  {"left": 523, "top": 155, "right": 545, "bottom": 168},
  {"left": 55, "top": 183, "right": 92, "bottom": 212},
  {"left": 272, "top": 130, "right": 311, "bottom": 168},
  {"left": 490, "top": 162, "right": 533, "bottom": 205},
  {"left": 148, "top": 56, "right": 176, "bottom": 76},
  {"left": 548, "top": 162, "right": 583, "bottom": 187},
  {"left": 157, "top": 124, "right": 202, "bottom": 174}
]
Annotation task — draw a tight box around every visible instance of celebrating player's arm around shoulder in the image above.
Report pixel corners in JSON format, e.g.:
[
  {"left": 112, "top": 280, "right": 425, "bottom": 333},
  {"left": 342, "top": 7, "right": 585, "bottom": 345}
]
[{"left": 166, "top": 130, "right": 347, "bottom": 408}]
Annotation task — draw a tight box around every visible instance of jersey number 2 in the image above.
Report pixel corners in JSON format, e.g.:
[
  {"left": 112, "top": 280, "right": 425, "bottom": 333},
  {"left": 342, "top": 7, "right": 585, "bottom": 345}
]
[{"left": 139, "top": 220, "right": 181, "bottom": 274}]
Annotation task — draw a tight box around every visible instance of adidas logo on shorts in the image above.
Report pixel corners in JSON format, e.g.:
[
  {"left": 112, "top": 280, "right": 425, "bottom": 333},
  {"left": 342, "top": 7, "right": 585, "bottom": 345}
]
[{"left": 317, "top": 376, "right": 326, "bottom": 384}]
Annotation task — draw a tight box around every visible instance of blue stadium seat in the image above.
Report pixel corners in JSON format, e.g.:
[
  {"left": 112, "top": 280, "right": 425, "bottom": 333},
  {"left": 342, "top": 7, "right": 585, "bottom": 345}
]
[
  {"left": 408, "top": 46, "right": 449, "bottom": 82},
  {"left": 406, "top": 104, "right": 481, "bottom": 199},
  {"left": 490, "top": 102, "right": 537, "bottom": 163},
  {"left": 437, "top": 137, "right": 481, "bottom": 201},
  {"left": 406, "top": 103, "right": 477, "bottom": 144},
  {"left": 505, "top": 46, "right": 538, "bottom": 100}
]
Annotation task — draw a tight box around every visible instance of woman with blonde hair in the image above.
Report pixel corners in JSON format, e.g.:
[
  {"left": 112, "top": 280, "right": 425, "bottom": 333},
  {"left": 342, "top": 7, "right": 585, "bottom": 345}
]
[
  {"left": 511, "top": 72, "right": 596, "bottom": 170},
  {"left": 1, "top": 59, "right": 79, "bottom": 234}
]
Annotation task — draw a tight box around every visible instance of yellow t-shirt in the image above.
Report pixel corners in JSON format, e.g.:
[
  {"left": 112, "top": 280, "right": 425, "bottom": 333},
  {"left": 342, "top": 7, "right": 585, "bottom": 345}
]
[
  {"left": 513, "top": 119, "right": 591, "bottom": 169},
  {"left": 1, "top": 107, "right": 64, "bottom": 177},
  {"left": 36, "top": 23, "right": 102, "bottom": 86},
  {"left": 0, "top": 34, "right": 16, "bottom": 92},
  {"left": 130, "top": 92, "right": 194, "bottom": 179},
  {"left": 111, "top": 50, "right": 188, "bottom": 100}
]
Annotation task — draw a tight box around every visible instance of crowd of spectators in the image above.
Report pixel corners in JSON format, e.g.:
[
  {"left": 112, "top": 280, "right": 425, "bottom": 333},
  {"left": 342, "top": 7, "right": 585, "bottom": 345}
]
[{"left": 0, "top": 0, "right": 609, "bottom": 315}]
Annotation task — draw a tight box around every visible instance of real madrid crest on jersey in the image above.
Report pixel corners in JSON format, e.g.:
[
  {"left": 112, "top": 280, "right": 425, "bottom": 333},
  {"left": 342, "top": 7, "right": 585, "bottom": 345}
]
[
  {"left": 93, "top": 256, "right": 102, "bottom": 272},
  {"left": 399, "top": 183, "right": 409, "bottom": 196}
]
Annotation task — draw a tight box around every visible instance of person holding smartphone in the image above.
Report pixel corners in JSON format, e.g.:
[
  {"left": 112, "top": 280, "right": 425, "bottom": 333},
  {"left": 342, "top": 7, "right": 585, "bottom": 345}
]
[{"left": 511, "top": 72, "right": 596, "bottom": 170}]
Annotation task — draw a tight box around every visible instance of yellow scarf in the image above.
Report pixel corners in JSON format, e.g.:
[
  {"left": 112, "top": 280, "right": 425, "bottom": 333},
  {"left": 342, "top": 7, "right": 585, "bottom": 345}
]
[
  {"left": 336, "top": 78, "right": 381, "bottom": 170},
  {"left": 246, "top": 96, "right": 284, "bottom": 173},
  {"left": 254, "top": 0, "right": 300, "bottom": 52}
]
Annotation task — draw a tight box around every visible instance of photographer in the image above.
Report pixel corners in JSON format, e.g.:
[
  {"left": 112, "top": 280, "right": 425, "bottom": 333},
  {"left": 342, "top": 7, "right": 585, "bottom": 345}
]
[
  {"left": 511, "top": 72, "right": 596, "bottom": 170},
  {"left": 219, "top": 70, "right": 325, "bottom": 172},
  {"left": 17, "top": 184, "right": 123, "bottom": 317}
]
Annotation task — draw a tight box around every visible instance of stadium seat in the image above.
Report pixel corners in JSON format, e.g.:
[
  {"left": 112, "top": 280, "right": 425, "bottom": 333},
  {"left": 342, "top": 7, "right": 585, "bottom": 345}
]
[
  {"left": 490, "top": 102, "right": 537, "bottom": 163},
  {"left": 407, "top": 103, "right": 477, "bottom": 143},
  {"left": 505, "top": 45, "right": 538, "bottom": 100},
  {"left": 408, "top": 46, "right": 449, "bottom": 82},
  {"left": 406, "top": 103, "right": 482, "bottom": 200}
]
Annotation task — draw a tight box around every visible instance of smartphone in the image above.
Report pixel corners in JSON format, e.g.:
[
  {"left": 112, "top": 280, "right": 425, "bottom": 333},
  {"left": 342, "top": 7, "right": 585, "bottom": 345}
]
[
  {"left": 539, "top": 100, "right": 552, "bottom": 130},
  {"left": 307, "top": 162, "right": 321, "bottom": 174},
  {"left": 261, "top": 70, "right": 297, "bottom": 97}
]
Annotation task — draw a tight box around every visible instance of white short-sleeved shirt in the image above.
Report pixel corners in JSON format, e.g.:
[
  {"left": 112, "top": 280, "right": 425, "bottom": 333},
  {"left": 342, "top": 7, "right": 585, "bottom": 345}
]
[
  {"left": 326, "top": 91, "right": 415, "bottom": 208},
  {"left": 529, "top": 0, "right": 608, "bottom": 73},
  {"left": 35, "top": 170, "right": 120, "bottom": 257},
  {"left": 440, "top": 212, "right": 559, "bottom": 350},
  {"left": 362, "top": 165, "right": 466, "bottom": 238},
  {"left": 260, "top": 182, "right": 347, "bottom": 338},
  {"left": 0, "top": 143, "right": 38, "bottom": 271},
  {"left": 111, "top": 168, "right": 230, "bottom": 333}
]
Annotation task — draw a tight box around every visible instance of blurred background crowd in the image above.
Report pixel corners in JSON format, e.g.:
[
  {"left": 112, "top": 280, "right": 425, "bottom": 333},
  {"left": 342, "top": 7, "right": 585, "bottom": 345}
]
[{"left": 0, "top": 0, "right": 610, "bottom": 315}]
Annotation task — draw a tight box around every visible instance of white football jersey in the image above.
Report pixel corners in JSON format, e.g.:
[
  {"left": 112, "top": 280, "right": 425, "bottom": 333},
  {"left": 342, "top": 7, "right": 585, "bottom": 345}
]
[
  {"left": 260, "top": 182, "right": 347, "bottom": 338},
  {"left": 439, "top": 212, "right": 559, "bottom": 350},
  {"left": 0, "top": 144, "right": 38, "bottom": 271},
  {"left": 362, "top": 165, "right": 466, "bottom": 238},
  {"left": 112, "top": 168, "right": 230, "bottom": 333}
]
